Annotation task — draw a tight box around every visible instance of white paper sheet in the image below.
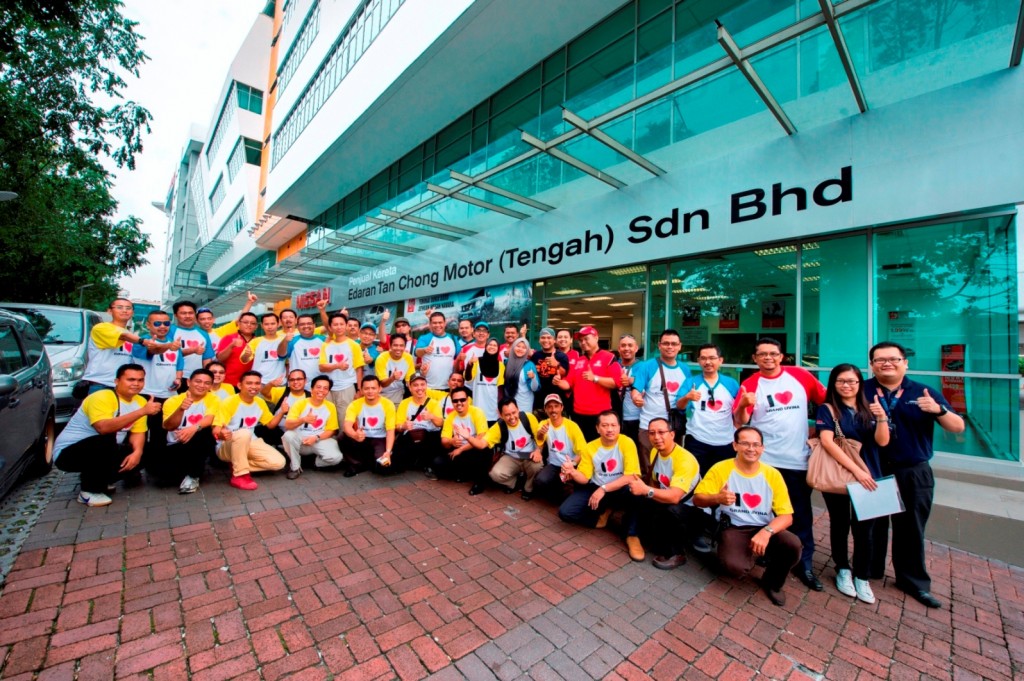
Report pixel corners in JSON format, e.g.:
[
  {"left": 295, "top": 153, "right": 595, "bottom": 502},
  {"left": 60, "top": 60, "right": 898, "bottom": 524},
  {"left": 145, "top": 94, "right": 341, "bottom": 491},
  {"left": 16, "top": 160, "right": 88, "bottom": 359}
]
[{"left": 848, "top": 475, "right": 905, "bottom": 521}]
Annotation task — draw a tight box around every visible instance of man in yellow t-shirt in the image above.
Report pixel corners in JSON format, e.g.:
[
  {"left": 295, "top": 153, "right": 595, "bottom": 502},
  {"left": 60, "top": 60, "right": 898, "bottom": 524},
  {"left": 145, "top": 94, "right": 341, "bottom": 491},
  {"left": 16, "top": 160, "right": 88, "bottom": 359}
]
[
  {"left": 80, "top": 298, "right": 176, "bottom": 392},
  {"left": 161, "top": 368, "right": 220, "bottom": 494},
  {"left": 464, "top": 398, "right": 542, "bottom": 500},
  {"left": 532, "top": 394, "right": 588, "bottom": 501},
  {"left": 694, "top": 425, "right": 801, "bottom": 607},
  {"left": 438, "top": 386, "right": 489, "bottom": 494},
  {"left": 213, "top": 370, "right": 287, "bottom": 491},
  {"left": 626, "top": 417, "right": 703, "bottom": 570},
  {"left": 558, "top": 410, "right": 645, "bottom": 561},
  {"left": 395, "top": 373, "right": 443, "bottom": 474},
  {"left": 54, "top": 363, "right": 161, "bottom": 507},
  {"left": 343, "top": 375, "right": 395, "bottom": 477},
  {"left": 283, "top": 375, "right": 343, "bottom": 478},
  {"left": 320, "top": 312, "right": 365, "bottom": 420},
  {"left": 375, "top": 334, "right": 415, "bottom": 406}
]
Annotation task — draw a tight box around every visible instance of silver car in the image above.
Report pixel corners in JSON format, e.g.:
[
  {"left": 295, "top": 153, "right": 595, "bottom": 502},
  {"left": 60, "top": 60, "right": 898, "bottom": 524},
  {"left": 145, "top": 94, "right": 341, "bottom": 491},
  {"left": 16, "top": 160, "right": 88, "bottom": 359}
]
[{"left": 0, "top": 303, "right": 105, "bottom": 424}]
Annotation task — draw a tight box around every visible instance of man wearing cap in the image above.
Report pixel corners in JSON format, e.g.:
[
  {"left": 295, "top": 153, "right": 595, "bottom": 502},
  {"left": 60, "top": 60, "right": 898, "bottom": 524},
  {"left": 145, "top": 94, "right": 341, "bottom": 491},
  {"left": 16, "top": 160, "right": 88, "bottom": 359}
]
[
  {"left": 357, "top": 322, "right": 382, "bottom": 378},
  {"left": 456, "top": 321, "right": 490, "bottom": 372},
  {"left": 530, "top": 327, "right": 569, "bottom": 418},
  {"left": 378, "top": 308, "right": 413, "bottom": 350},
  {"left": 553, "top": 326, "right": 623, "bottom": 439},
  {"left": 396, "top": 372, "right": 444, "bottom": 474},
  {"left": 415, "top": 311, "right": 460, "bottom": 390},
  {"left": 376, "top": 334, "right": 415, "bottom": 406},
  {"left": 533, "top": 393, "right": 588, "bottom": 501}
]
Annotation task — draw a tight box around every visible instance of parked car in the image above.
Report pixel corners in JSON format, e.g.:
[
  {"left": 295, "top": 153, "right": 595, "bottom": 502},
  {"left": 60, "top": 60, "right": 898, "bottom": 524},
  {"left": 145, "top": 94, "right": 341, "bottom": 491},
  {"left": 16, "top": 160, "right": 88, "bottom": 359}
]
[
  {"left": 0, "top": 309, "right": 55, "bottom": 499},
  {"left": 459, "top": 289, "right": 494, "bottom": 319},
  {"left": 0, "top": 303, "right": 104, "bottom": 423}
]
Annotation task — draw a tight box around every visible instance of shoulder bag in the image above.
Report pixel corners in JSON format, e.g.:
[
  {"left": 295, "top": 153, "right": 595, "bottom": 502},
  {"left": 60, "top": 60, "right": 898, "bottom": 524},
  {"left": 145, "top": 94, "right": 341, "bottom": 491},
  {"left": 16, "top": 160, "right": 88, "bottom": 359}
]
[{"left": 806, "top": 404, "right": 869, "bottom": 495}]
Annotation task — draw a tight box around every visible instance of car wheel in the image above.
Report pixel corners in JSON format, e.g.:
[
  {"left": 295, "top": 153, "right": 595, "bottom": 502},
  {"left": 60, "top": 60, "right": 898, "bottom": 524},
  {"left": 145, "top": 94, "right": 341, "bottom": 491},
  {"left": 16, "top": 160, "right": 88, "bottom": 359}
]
[{"left": 26, "top": 411, "right": 55, "bottom": 478}]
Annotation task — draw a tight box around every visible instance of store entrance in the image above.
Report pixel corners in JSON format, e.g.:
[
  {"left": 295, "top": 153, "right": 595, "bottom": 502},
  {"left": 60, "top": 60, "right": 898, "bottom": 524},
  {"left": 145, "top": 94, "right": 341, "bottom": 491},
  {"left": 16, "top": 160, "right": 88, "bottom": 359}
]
[{"left": 544, "top": 289, "right": 645, "bottom": 354}]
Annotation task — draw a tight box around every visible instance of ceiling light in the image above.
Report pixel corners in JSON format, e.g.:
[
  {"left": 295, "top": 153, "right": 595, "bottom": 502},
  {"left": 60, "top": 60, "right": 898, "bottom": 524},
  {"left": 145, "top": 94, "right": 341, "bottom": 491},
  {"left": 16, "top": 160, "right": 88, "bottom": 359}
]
[
  {"left": 553, "top": 289, "right": 584, "bottom": 295},
  {"left": 569, "top": 312, "right": 590, "bottom": 316},
  {"left": 591, "top": 315, "right": 612, "bottom": 319},
  {"left": 608, "top": 266, "right": 646, "bottom": 275},
  {"left": 583, "top": 296, "right": 612, "bottom": 302},
  {"left": 802, "top": 275, "right": 820, "bottom": 282},
  {"left": 608, "top": 302, "right": 636, "bottom": 307},
  {"left": 548, "top": 307, "right": 570, "bottom": 312}
]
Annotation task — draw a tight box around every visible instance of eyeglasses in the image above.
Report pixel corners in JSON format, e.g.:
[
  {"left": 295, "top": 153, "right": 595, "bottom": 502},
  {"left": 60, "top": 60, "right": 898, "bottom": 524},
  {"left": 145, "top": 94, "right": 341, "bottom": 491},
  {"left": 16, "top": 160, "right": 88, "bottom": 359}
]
[
  {"left": 697, "top": 356, "right": 720, "bottom": 362},
  {"left": 735, "top": 442, "right": 764, "bottom": 449},
  {"left": 151, "top": 320, "right": 171, "bottom": 327},
  {"left": 871, "top": 357, "right": 904, "bottom": 365},
  {"left": 754, "top": 352, "right": 782, "bottom": 359},
  {"left": 834, "top": 379, "right": 860, "bottom": 386},
  {"left": 647, "top": 429, "right": 672, "bottom": 436},
  {"left": 110, "top": 305, "right": 133, "bottom": 311},
  {"left": 451, "top": 398, "right": 467, "bottom": 404}
]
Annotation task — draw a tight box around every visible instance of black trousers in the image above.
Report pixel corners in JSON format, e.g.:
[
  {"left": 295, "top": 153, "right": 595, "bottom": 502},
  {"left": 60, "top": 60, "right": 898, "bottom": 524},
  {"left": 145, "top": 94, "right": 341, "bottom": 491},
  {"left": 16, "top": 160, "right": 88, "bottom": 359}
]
[
  {"left": 870, "top": 460, "right": 934, "bottom": 591},
  {"left": 56, "top": 434, "right": 129, "bottom": 493},
  {"left": 142, "top": 395, "right": 168, "bottom": 466},
  {"left": 572, "top": 414, "right": 600, "bottom": 442},
  {"left": 638, "top": 499, "right": 703, "bottom": 557},
  {"left": 533, "top": 463, "right": 572, "bottom": 502},
  {"left": 621, "top": 419, "right": 640, "bottom": 446},
  {"left": 255, "top": 424, "right": 284, "bottom": 447},
  {"left": 777, "top": 467, "right": 815, "bottom": 572},
  {"left": 684, "top": 435, "right": 735, "bottom": 476},
  {"left": 558, "top": 483, "right": 638, "bottom": 535},
  {"left": 431, "top": 447, "right": 491, "bottom": 485},
  {"left": 718, "top": 525, "right": 802, "bottom": 591},
  {"left": 394, "top": 430, "right": 442, "bottom": 471},
  {"left": 822, "top": 491, "right": 875, "bottom": 579},
  {"left": 345, "top": 437, "right": 386, "bottom": 474},
  {"left": 148, "top": 429, "right": 216, "bottom": 483}
]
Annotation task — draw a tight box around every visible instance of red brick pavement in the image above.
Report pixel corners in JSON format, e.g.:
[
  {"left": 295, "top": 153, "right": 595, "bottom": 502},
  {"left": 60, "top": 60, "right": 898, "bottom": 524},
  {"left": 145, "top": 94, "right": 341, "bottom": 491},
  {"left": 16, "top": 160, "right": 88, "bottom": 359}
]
[{"left": 0, "top": 476, "right": 1021, "bottom": 680}]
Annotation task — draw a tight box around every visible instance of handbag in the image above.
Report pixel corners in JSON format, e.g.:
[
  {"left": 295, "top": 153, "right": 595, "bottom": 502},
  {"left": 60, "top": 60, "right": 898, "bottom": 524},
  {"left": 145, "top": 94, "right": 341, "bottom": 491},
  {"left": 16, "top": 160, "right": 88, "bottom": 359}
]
[
  {"left": 656, "top": 361, "right": 686, "bottom": 444},
  {"left": 806, "top": 404, "right": 869, "bottom": 495}
]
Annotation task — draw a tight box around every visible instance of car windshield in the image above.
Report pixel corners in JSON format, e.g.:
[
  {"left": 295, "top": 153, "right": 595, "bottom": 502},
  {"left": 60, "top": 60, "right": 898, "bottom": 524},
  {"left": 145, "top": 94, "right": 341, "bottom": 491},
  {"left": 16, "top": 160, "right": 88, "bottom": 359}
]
[{"left": 4, "top": 308, "right": 83, "bottom": 344}]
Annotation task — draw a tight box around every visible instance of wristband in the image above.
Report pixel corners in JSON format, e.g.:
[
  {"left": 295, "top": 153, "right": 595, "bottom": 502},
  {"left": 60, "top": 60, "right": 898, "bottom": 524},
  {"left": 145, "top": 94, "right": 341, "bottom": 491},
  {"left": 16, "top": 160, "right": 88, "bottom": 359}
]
[
  {"left": 763, "top": 526, "right": 774, "bottom": 535},
  {"left": 937, "top": 405, "right": 949, "bottom": 416}
]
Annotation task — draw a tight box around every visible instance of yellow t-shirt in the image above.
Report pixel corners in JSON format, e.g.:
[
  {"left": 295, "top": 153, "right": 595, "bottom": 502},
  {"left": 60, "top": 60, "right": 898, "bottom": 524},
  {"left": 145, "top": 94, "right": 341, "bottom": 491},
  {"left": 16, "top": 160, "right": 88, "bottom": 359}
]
[
  {"left": 426, "top": 389, "right": 472, "bottom": 418},
  {"left": 397, "top": 397, "right": 443, "bottom": 429},
  {"left": 695, "top": 459, "right": 794, "bottom": 527},
  {"left": 90, "top": 322, "right": 126, "bottom": 349},
  {"left": 85, "top": 390, "right": 148, "bottom": 433},
  {"left": 375, "top": 352, "right": 416, "bottom": 383},
  {"left": 162, "top": 392, "right": 221, "bottom": 444},
  {"left": 650, "top": 444, "right": 700, "bottom": 493},
  {"left": 344, "top": 398, "right": 396, "bottom": 438},
  {"left": 578, "top": 434, "right": 640, "bottom": 485},
  {"left": 213, "top": 384, "right": 236, "bottom": 403},
  {"left": 482, "top": 413, "right": 540, "bottom": 459},
  {"left": 286, "top": 398, "right": 339, "bottom": 437},
  {"left": 536, "top": 418, "right": 588, "bottom": 466},
  {"left": 213, "top": 395, "right": 274, "bottom": 431},
  {"left": 441, "top": 406, "right": 488, "bottom": 438}
]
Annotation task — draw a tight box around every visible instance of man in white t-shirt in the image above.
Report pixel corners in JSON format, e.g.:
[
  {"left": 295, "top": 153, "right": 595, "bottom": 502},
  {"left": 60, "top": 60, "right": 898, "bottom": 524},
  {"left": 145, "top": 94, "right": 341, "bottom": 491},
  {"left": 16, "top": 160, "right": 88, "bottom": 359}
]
[
  {"left": 283, "top": 375, "right": 343, "bottom": 478},
  {"left": 416, "top": 311, "right": 460, "bottom": 389},
  {"left": 465, "top": 398, "right": 542, "bottom": 500}
]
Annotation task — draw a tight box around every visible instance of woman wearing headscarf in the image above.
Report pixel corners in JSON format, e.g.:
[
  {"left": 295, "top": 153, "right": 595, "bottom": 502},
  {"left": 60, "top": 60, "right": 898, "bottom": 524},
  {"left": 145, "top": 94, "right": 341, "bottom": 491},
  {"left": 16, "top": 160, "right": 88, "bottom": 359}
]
[
  {"left": 466, "top": 338, "right": 504, "bottom": 425},
  {"left": 503, "top": 338, "right": 540, "bottom": 413}
]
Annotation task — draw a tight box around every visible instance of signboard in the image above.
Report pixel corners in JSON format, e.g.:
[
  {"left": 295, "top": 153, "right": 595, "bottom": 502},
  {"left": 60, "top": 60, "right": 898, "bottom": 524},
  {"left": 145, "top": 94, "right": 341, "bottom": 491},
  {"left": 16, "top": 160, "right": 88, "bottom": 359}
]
[
  {"left": 940, "top": 343, "right": 968, "bottom": 413},
  {"left": 295, "top": 287, "right": 331, "bottom": 310}
]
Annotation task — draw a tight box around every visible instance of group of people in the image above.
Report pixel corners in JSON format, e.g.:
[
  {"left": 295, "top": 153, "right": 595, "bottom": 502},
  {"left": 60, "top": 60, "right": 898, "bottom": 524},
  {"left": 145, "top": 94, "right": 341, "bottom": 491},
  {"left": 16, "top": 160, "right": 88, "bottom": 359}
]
[{"left": 53, "top": 295, "right": 963, "bottom": 609}]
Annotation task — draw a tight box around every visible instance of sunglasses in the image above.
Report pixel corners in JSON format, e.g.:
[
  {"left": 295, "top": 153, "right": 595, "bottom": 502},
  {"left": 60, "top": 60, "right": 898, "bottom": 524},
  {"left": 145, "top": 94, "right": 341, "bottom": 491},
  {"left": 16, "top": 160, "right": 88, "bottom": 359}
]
[
  {"left": 151, "top": 320, "right": 171, "bottom": 327},
  {"left": 451, "top": 398, "right": 468, "bottom": 404}
]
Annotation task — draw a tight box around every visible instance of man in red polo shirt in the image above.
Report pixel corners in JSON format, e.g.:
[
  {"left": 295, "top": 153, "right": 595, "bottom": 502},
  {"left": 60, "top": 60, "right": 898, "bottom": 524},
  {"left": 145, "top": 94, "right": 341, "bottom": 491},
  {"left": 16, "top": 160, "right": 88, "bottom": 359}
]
[{"left": 553, "top": 326, "right": 622, "bottom": 440}]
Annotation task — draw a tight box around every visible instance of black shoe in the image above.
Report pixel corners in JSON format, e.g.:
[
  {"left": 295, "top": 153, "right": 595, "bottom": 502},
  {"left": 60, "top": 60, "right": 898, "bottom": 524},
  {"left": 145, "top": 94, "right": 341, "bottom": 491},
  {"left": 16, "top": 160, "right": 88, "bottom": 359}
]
[
  {"left": 504, "top": 486, "right": 516, "bottom": 494},
  {"left": 286, "top": 468, "right": 302, "bottom": 480},
  {"left": 763, "top": 582, "right": 786, "bottom": 607},
  {"left": 423, "top": 468, "right": 438, "bottom": 481},
  {"left": 343, "top": 469, "right": 357, "bottom": 478},
  {"left": 520, "top": 491, "right": 532, "bottom": 501},
  {"left": 468, "top": 483, "right": 485, "bottom": 496},
  {"left": 907, "top": 589, "right": 942, "bottom": 609},
  {"left": 653, "top": 554, "right": 687, "bottom": 570},
  {"left": 795, "top": 569, "right": 824, "bottom": 591}
]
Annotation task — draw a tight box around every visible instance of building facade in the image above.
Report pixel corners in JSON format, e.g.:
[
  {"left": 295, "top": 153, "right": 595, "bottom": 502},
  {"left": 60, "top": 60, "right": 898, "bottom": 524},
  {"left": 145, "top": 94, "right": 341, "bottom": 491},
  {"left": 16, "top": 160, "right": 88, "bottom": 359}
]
[{"left": 178, "top": 0, "right": 1024, "bottom": 476}]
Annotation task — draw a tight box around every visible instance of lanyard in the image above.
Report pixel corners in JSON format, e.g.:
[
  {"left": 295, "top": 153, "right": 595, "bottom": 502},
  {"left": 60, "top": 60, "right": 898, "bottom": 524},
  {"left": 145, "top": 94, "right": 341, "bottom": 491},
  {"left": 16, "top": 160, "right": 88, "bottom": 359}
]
[{"left": 875, "top": 386, "right": 904, "bottom": 420}]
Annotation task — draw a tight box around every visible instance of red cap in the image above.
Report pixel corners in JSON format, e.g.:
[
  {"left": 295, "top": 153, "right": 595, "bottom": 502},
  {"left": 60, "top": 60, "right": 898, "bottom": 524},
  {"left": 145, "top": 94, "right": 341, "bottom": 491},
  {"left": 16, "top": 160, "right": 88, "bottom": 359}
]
[{"left": 574, "top": 326, "right": 598, "bottom": 339}]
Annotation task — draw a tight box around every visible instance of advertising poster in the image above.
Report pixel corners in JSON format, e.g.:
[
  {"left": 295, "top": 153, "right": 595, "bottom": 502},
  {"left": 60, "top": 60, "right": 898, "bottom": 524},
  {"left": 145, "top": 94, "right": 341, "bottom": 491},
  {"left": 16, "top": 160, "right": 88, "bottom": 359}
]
[
  {"left": 719, "top": 302, "right": 739, "bottom": 329},
  {"left": 681, "top": 305, "right": 701, "bottom": 327},
  {"left": 940, "top": 343, "right": 968, "bottom": 413},
  {"left": 887, "top": 311, "right": 917, "bottom": 357},
  {"left": 762, "top": 300, "right": 785, "bottom": 329}
]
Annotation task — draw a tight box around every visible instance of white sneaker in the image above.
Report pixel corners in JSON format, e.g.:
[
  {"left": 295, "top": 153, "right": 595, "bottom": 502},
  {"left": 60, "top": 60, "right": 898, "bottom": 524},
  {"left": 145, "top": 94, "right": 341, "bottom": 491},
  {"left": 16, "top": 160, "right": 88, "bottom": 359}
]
[
  {"left": 854, "top": 578, "right": 875, "bottom": 604},
  {"left": 78, "top": 491, "right": 113, "bottom": 507},
  {"left": 179, "top": 476, "right": 200, "bottom": 494},
  {"left": 835, "top": 569, "right": 856, "bottom": 597}
]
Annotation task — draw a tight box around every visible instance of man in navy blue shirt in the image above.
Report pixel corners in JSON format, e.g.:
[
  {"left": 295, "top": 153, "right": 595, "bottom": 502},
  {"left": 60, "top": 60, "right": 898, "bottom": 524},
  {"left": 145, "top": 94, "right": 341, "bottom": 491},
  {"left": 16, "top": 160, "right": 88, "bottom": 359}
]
[{"left": 864, "top": 341, "right": 964, "bottom": 609}]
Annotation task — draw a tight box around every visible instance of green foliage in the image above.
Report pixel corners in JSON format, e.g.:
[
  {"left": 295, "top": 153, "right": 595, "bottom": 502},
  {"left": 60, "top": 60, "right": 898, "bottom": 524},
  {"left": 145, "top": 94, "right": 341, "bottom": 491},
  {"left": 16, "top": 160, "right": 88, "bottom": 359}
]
[{"left": 0, "top": 0, "right": 153, "bottom": 308}]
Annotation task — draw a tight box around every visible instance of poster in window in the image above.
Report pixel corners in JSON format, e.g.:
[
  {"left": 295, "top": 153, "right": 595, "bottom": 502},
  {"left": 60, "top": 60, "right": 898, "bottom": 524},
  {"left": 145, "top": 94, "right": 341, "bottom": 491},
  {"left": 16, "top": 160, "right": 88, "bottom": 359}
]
[
  {"left": 682, "top": 305, "right": 701, "bottom": 327},
  {"left": 940, "top": 344, "right": 967, "bottom": 413},
  {"left": 720, "top": 302, "right": 739, "bottom": 330},
  {"left": 762, "top": 300, "right": 785, "bottom": 329}
]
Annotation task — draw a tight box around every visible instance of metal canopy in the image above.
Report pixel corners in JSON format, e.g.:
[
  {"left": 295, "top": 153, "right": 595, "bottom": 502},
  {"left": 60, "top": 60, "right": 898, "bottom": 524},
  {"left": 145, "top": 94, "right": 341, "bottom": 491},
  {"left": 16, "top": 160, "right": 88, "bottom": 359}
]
[
  {"left": 717, "top": 22, "right": 796, "bottom": 135},
  {"left": 324, "top": 234, "right": 422, "bottom": 257},
  {"left": 425, "top": 183, "right": 531, "bottom": 220},
  {"left": 448, "top": 171, "right": 555, "bottom": 211},
  {"left": 365, "top": 215, "right": 460, "bottom": 242},
  {"left": 175, "top": 238, "right": 231, "bottom": 274},
  {"left": 301, "top": 247, "right": 385, "bottom": 267},
  {"left": 379, "top": 209, "right": 476, "bottom": 236},
  {"left": 1013, "top": 0, "right": 1024, "bottom": 67},
  {"left": 818, "top": 0, "right": 868, "bottom": 113},
  {"left": 560, "top": 109, "right": 665, "bottom": 176},
  {"left": 520, "top": 130, "right": 626, "bottom": 189}
]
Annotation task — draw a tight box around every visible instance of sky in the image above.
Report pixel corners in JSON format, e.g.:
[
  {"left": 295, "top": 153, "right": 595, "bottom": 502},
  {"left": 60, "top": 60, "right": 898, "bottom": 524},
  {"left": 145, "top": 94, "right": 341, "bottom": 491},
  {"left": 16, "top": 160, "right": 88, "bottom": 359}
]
[{"left": 111, "top": 0, "right": 268, "bottom": 302}]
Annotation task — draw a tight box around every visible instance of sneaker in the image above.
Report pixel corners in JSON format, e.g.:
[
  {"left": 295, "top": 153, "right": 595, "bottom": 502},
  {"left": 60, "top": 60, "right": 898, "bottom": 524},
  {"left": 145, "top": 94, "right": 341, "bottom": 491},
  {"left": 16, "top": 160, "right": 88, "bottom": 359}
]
[
  {"left": 625, "top": 536, "right": 645, "bottom": 562},
  {"left": 835, "top": 569, "right": 856, "bottom": 597},
  {"left": 853, "top": 578, "right": 875, "bottom": 604},
  {"left": 78, "top": 491, "right": 113, "bottom": 507},
  {"left": 106, "top": 483, "right": 117, "bottom": 493},
  {"left": 286, "top": 468, "right": 302, "bottom": 480},
  {"left": 691, "top": 536, "right": 712, "bottom": 554},
  {"left": 229, "top": 474, "right": 258, "bottom": 491},
  {"left": 423, "top": 467, "right": 438, "bottom": 481},
  {"left": 178, "top": 476, "right": 200, "bottom": 494},
  {"left": 595, "top": 508, "right": 612, "bottom": 529}
]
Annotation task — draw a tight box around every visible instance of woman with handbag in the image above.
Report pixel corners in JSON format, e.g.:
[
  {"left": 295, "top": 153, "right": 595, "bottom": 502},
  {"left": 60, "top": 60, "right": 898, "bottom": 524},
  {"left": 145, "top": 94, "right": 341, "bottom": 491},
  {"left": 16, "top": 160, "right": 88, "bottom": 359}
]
[{"left": 814, "top": 363, "right": 889, "bottom": 603}]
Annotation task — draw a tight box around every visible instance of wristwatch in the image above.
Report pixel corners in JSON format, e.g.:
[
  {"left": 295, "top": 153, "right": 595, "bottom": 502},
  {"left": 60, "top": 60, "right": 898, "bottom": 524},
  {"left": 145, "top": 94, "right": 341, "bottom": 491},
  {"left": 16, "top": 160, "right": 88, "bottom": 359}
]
[
  {"left": 937, "top": 405, "right": 949, "bottom": 416},
  {"left": 763, "top": 526, "right": 775, "bottom": 535},
  {"left": 646, "top": 488, "right": 655, "bottom": 499}
]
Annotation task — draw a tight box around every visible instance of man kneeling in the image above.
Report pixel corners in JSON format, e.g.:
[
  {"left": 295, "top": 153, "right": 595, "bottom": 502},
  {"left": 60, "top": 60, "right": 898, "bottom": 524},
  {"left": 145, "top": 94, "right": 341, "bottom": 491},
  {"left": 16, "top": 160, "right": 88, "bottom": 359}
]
[
  {"left": 54, "top": 364, "right": 161, "bottom": 506},
  {"left": 463, "top": 398, "right": 542, "bottom": 500},
  {"left": 161, "top": 368, "right": 220, "bottom": 494},
  {"left": 213, "top": 370, "right": 287, "bottom": 490},
  {"left": 282, "top": 374, "right": 343, "bottom": 479},
  {"left": 693, "top": 426, "right": 802, "bottom": 606}
]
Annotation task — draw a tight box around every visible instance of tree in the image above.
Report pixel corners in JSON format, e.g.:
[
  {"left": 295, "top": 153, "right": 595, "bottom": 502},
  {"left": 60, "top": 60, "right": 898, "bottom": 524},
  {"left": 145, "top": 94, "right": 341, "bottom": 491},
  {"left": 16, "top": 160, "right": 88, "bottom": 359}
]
[{"left": 0, "top": 0, "right": 153, "bottom": 308}]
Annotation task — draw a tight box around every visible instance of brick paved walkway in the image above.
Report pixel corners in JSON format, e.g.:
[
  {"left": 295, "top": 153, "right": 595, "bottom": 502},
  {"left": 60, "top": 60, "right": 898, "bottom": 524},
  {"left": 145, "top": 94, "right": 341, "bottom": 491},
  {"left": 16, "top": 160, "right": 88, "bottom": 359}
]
[{"left": 0, "top": 467, "right": 1021, "bottom": 680}]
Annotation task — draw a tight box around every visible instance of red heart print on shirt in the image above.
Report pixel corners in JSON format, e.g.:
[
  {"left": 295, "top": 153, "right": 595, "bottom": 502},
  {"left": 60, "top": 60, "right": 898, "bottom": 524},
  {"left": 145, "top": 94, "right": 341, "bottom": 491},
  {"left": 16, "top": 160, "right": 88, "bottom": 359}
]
[
  {"left": 741, "top": 493, "right": 762, "bottom": 508},
  {"left": 366, "top": 417, "right": 379, "bottom": 427},
  {"left": 659, "top": 473, "right": 671, "bottom": 487},
  {"left": 313, "top": 418, "right": 324, "bottom": 428},
  {"left": 551, "top": 440, "right": 565, "bottom": 452},
  {"left": 606, "top": 458, "right": 617, "bottom": 472},
  {"left": 165, "top": 352, "right": 177, "bottom": 361},
  {"left": 707, "top": 399, "right": 722, "bottom": 411},
  {"left": 416, "top": 411, "right": 426, "bottom": 421},
  {"left": 243, "top": 416, "right": 257, "bottom": 427},
  {"left": 665, "top": 381, "right": 680, "bottom": 393},
  {"left": 775, "top": 391, "right": 793, "bottom": 405},
  {"left": 309, "top": 347, "right": 320, "bottom": 356},
  {"left": 514, "top": 436, "right": 528, "bottom": 448},
  {"left": 186, "top": 414, "right": 203, "bottom": 425},
  {"left": 123, "top": 341, "right": 133, "bottom": 353},
  {"left": 268, "top": 350, "right": 278, "bottom": 359},
  {"left": 186, "top": 340, "right": 200, "bottom": 348},
  {"left": 334, "top": 354, "right": 346, "bottom": 363}
]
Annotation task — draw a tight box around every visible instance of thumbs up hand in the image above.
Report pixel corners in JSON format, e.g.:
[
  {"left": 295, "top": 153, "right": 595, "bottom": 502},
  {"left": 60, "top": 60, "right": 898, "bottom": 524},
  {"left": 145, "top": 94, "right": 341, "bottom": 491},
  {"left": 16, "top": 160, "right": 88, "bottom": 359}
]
[
  {"left": 719, "top": 483, "right": 736, "bottom": 506},
  {"left": 143, "top": 395, "right": 162, "bottom": 416},
  {"left": 868, "top": 394, "right": 886, "bottom": 419},
  {"left": 739, "top": 387, "right": 756, "bottom": 409},
  {"left": 917, "top": 388, "right": 943, "bottom": 414}
]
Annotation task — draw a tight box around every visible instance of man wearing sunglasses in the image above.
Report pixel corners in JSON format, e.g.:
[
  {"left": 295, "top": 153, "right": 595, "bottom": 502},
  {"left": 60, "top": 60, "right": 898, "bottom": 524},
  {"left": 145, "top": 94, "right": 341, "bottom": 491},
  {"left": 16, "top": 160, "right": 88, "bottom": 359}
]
[
  {"left": 131, "top": 310, "right": 184, "bottom": 468},
  {"left": 864, "top": 342, "right": 963, "bottom": 609},
  {"left": 438, "top": 387, "right": 489, "bottom": 494}
]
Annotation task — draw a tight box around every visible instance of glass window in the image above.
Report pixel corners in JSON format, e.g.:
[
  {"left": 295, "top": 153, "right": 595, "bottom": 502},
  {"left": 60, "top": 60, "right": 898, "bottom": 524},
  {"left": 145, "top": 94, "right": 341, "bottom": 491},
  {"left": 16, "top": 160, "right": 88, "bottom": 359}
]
[
  {"left": 0, "top": 325, "right": 25, "bottom": 375},
  {"left": 3, "top": 308, "right": 83, "bottom": 345},
  {"left": 18, "top": 321, "right": 44, "bottom": 365},
  {"left": 209, "top": 174, "right": 226, "bottom": 214},
  {"left": 801, "top": 235, "right": 868, "bottom": 369}
]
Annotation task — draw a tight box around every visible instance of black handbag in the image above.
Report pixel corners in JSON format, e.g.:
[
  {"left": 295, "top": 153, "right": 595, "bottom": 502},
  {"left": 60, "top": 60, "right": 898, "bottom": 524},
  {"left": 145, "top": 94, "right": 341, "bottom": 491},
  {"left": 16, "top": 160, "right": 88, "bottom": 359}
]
[{"left": 657, "top": 361, "right": 686, "bottom": 444}]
